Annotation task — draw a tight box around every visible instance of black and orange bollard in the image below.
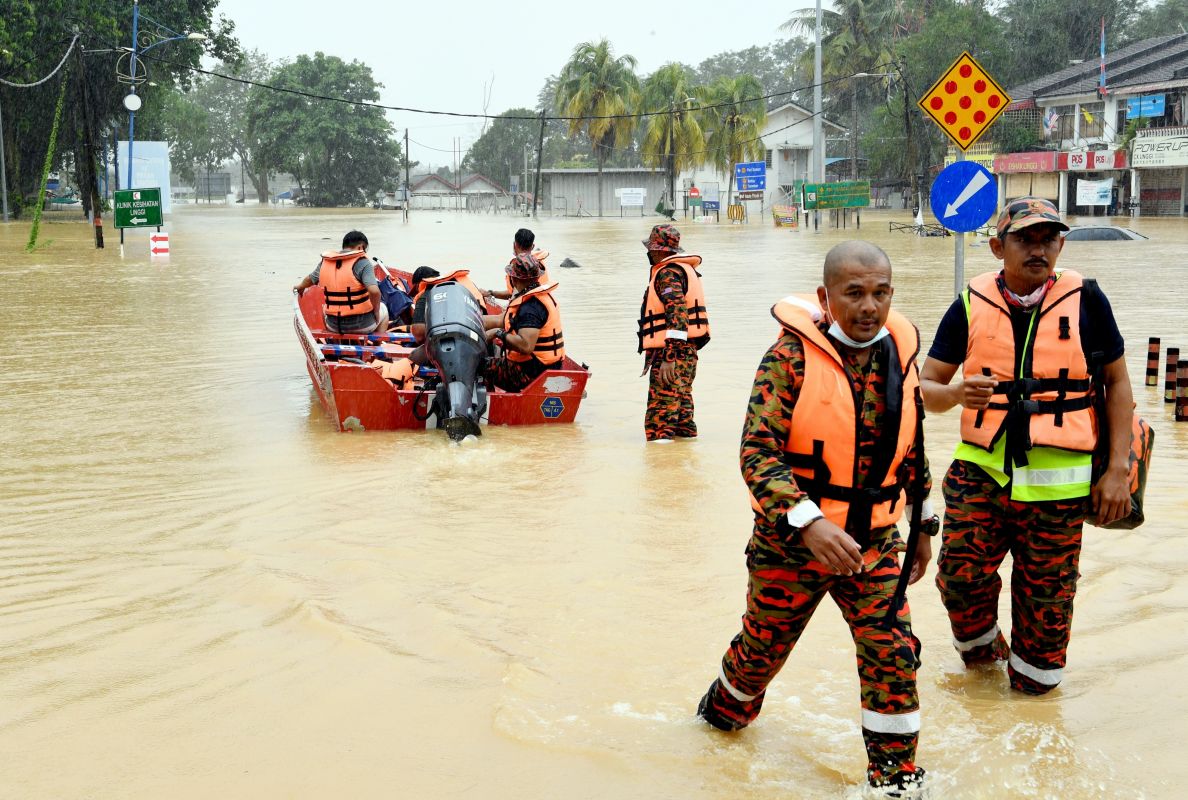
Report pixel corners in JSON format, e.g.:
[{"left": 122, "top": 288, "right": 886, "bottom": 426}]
[
  {"left": 1146, "top": 337, "right": 1161, "bottom": 386},
  {"left": 1166, "top": 347, "right": 1179, "bottom": 404},
  {"left": 1177, "top": 360, "right": 1188, "bottom": 422}
]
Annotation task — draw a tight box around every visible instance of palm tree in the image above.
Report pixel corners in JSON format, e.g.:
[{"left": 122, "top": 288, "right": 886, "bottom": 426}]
[
  {"left": 782, "top": 0, "right": 908, "bottom": 179},
  {"left": 639, "top": 64, "right": 708, "bottom": 209},
  {"left": 702, "top": 75, "right": 767, "bottom": 207},
  {"left": 556, "top": 39, "right": 640, "bottom": 216}
]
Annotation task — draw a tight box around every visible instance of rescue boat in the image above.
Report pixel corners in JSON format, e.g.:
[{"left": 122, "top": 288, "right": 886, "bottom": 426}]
[{"left": 293, "top": 263, "right": 591, "bottom": 433}]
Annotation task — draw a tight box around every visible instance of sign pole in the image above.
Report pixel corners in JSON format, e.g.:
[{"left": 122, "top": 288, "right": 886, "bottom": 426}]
[{"left": 954, "top": 150, "right": 966, "bottom": 298}]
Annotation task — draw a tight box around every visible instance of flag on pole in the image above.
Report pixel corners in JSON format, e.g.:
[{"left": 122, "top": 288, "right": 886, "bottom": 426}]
[
  {"left": 1099, "top": 17, "right": 1108, "bottom": 97},
  {"left": 1044, "top": 108, "right": 1060, "bottom": 137}
]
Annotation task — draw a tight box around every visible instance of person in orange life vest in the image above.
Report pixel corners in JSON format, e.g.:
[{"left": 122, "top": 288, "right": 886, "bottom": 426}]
[
  {"left": 482, "top": 253, "right": 564, "bottom": 392},
  {"left": 408, "top": 266, "right": 487, "bottom": 346},
  {"left": 919, "top": 197, "right": 1133, "bottom": 695},
  {"left": 484, "top": 227, "right": 551, "bottom": 302},
  {"left": 696, "top": 241, "right": 937, "bottom": 796},
  {"left": 293, "top": 230, "right": 389, "bottom": 334},
  {"left": 638, "top": 223, "right": 709, "bottom": 443}
]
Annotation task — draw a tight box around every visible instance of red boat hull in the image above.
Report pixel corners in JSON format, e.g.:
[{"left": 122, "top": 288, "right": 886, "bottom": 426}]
[{"left": 294, "top": 267, "right": 590, "bottom": 432}]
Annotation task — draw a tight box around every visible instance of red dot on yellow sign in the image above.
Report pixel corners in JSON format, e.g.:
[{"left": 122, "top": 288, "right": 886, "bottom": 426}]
[{"left": 918, "top": 52, "right": 1011, "bottom": 151}]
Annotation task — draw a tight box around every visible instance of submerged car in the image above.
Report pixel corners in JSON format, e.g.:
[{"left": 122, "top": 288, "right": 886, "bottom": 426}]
[{"left": 1063, "top": 225, "right": 1149, "bottom": 241}]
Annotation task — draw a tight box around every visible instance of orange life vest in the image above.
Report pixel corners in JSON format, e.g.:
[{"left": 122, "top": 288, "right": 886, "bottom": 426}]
[
  {"left": 504, "top": 249, "right": 551, "bottom": 293},
  {"left": 637, "top": 255, "right": 710, "bottom": 352},
  {"left": 960, "top": 270, "right": 1096, "bottom": 459},
  {"left": 502, "top": 282, "right": 565, "bottom": 365},
  {"left": 415, "top": 269, "right": 485, "bottom": 306},
  {"left": 374, "top": 357, "right": 417, "bottom": 389},
  {"left": 755, "top": 295, "right": 921, "bottom": 535},
  {"left": 320, "top": 250, "right": 373, "bottom": 317}
]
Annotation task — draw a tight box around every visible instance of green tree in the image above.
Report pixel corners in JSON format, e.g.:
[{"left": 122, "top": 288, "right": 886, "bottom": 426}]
[
  {"left": 247, "top": 52, "right": 402, "bottom": 207},
  {"left": 639, "top": 63, "right": 707, "bottom": 206},
  {"left": 0, "top": 0, "right": 237, "bottom": 217},
  {"left": 556, "top": 39, "right": 640, "bottom": 216},
  {"left": 693, "top": 38, "right": 812, "bottom": 109},
  {"left": 998, "top": 0, "right": 1142, "bottom": 87},
  {"left": 1126, "top": 0, "right": 1188, "bottom": 41},
  {"left": 702, "top": 75, "right": 767, "bottom": 206},
  {"left": 783, "top": 0, "right": 906, "bottom": 179},
  {"left": 462, "top": 107, "right": 539, "bottom": 191}
]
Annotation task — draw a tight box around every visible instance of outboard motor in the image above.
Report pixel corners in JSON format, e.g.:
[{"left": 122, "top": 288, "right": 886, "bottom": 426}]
[{"left": 424, "top": 281, "right": 488, "bottom": 440}]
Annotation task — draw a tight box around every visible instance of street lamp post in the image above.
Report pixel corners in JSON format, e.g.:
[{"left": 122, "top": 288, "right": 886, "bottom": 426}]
[{"left": 121, "top": 0, "right": 205, "bottom": 189}]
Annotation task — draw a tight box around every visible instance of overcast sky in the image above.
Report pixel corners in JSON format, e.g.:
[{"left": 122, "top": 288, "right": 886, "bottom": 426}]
[{"left": 212, "top": 0, "right": 807, "bottom": 169}]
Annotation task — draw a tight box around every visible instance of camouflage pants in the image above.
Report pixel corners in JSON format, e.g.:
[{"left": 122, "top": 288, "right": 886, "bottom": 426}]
[
  {"left": 644, "top": 351, "right": 697, "bottom": 440},
  {"left": 484, "top": 356, "right": 545, "bottom": 393},
  {"left": 701, "top": 532, "right": 922, "bottom": 786},
  {"left": 935, "top": 459, "right": 1085, "bottom": 694}
]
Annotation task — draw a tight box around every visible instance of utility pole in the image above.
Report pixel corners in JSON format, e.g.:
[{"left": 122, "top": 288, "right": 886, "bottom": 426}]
[
  {"left": 75, "top": 39, "right": 104, "bottom": 247},
  {"left": 532, "top": 109, "right": 545, "bottom": 219},
  {"left": 523, "top": 144, "right": 529, "bottom": 217},
  {"left": 404, "top": 128, "right": 410, "bottom": 222},
  {"left": 812, "top": 0, "right": 823, "bottom": 232},
  {"left": 0, "top": 92, "right": 9, "bottom": 222}
]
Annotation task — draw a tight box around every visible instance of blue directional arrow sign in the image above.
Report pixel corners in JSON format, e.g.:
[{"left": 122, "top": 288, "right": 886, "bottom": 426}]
[
  {"left": 929, "top": 161, "right": 998, "bottom": 233},
  {"left": 735, "top": 161, "right": 767, "bottom": 191}
]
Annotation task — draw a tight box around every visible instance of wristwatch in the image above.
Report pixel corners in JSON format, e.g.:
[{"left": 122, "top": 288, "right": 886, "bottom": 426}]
[
  {"left": 492, "top": 328, "right": 507, "bottom": 345},
  {"left": 921, "top": 515, "right": 941, "bottom": 537}
]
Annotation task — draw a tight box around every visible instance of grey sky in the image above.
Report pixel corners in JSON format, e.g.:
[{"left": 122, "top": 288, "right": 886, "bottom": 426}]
[{"left": 212, "top": 0, "right": 807, "bottom": 169}]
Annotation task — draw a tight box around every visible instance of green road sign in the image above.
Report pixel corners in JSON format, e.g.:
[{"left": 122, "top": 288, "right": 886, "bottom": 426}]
[
  {"left": 802, "top": 181, "right": 871, "bottom": 210},
  {"left": 113, "top": 188, "right": 163, "bottom": 229}
]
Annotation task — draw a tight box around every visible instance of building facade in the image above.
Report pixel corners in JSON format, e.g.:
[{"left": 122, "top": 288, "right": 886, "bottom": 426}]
[{"left": 996, "top": 32, "right": 1188, "bottom": 216}]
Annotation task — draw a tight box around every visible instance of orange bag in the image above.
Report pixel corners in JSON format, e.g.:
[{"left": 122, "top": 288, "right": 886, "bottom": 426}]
[{"left": 1090, "top": 412, "right": 1153, "bottom": 530}]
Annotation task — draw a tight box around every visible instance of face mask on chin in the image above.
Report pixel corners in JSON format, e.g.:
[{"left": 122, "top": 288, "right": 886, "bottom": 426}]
[{"left": 825, "top": 292, "right": 890, "bottom": 350}]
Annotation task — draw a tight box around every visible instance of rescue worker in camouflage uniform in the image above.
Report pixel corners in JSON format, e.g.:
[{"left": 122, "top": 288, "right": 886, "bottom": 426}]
[
  {"left": 637, "top": 224, "right": 709, "bottom": 443},
  {"left": 697, "top": 241, "right": 938, "bottom": 797},
  {"left": 920, "top": 197, "right": 1133, "bottom": 695},
  {"left": 482, "top": 253, "right": 565, "bottom": 392}
]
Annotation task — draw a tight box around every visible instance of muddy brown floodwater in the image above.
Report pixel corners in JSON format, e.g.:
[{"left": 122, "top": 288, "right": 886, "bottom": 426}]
[{"left": 1, "top": 205, "right": 1184, "bottom": 798}]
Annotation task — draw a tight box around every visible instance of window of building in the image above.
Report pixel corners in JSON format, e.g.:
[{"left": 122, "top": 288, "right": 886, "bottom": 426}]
[
  {"left": 765, "top": 149, "right": 773, "bottom": 168},
  {"left": 1053, "top": 105, "right": 1075, "bottom": 141},
  {"left": 1079, "top": 101, "right": 1105, "bottom": 139}
]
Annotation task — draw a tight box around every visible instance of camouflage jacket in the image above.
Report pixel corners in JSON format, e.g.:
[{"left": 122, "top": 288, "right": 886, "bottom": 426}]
[{"left": 741, "top": 325, "right": 932, "bottom": 550}]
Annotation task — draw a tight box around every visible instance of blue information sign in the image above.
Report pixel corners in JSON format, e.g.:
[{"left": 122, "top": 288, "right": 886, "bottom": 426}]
[
  {"left": 1126, "top": 94, "right": 1166, "bottom": 118},
  {"left": 735, "top": 161, "right": 767, "bottom": 191},
  {"left": 929, "top": 161, "right": 997, "bottom": 233},
  {"left": 540, "top": 396, "right": 564, "bottom": 419}
]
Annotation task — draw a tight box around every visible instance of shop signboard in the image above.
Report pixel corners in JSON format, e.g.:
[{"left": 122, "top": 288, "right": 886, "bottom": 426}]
[{"left": 1131, "top": 133, "right": 1188, "bottom": 168}]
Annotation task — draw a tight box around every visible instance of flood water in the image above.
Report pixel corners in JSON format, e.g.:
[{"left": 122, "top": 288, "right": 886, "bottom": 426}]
[{"left": 1, "top": 203, "right": 1185, "bottom": 799}]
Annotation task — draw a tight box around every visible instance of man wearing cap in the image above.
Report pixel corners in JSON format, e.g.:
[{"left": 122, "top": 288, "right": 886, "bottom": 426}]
[
  {"left": 637, "top": 224, "right": 710, "bottom": 443},
  {"left": 482, "top": 253, "right": 565, "bottom": 392},
  {"left": 919, "top": 196, "right": 1133, "bottom": 695}
]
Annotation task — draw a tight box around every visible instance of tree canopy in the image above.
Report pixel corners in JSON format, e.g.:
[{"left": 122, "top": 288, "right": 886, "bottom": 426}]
[{"left": 246, "top": 53, "right": 403, "bottom": 206}]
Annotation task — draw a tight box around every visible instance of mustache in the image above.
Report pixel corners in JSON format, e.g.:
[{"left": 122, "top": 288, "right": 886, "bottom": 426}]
[{"left": 1024, "top": 258, "right": 1048, "bottom": 267}]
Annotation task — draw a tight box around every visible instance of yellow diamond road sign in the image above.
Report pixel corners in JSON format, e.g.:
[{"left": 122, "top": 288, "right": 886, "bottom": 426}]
[{"left": 918, "top": 52, "right": 1011, "bottom": 151}]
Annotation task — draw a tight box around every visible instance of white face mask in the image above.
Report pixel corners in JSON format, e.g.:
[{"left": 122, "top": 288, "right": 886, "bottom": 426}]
[{"left": 825, "top": 292, "right": 890, "bottom": 350}]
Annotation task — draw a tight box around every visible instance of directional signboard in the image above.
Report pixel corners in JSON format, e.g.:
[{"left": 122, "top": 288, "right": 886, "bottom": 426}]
[
  {"left": 802, "top": 180, "right": 871, "bottom": 210},
  {"left": 918, "top": 52, "right": 1010, "bottom": 151},
  {"left": 113, "top": 188, "right": 163, "bottom": 229},
  {"left": 735, "top": 161, "right": 767, "bottom": 191},
  {"left": 929, "top": 161, "right": 997, "bottom": 233}
]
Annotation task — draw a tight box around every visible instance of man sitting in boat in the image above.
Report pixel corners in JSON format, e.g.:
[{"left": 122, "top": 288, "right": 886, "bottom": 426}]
[
  {"left": 408, "top": 266, "right": 486, "bottom": 344},
  {"left": 481, "top": 253, "right": 564, "bottom": 392},
  {"left": 293, "top": 230, "right": 388, "bottom": 335},
  {"left": 483, "top": 228, "right": 550, "bottom": 302}
]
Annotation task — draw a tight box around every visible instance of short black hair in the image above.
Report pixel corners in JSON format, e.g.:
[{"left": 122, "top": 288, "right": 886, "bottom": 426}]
[
  {"left": 410, "top": 266, "right": 440, "bottom": 291},
  {"left": 342, "top": 230, "right": 368, "bottom": 249},
  {"left": 514, "top": 228, "right": 535, "bottom": 250}
]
